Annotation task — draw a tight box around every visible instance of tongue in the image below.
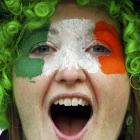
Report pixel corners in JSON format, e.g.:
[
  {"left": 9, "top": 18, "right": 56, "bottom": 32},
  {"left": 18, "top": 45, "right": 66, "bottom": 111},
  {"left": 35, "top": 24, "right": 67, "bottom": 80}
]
[{"left": 54, "top": 116, "right": 86, "bottom": 136}]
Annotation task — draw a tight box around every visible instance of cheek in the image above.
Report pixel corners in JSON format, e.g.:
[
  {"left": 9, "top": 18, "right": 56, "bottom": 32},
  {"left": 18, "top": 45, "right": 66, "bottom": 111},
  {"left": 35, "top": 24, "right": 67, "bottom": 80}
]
[
  {"left": 13, "top": 78, "right": 42, "bottom": 107},
  {"left": 87, "top": 73, "right": 130, "bottom": 107},
  {"left": 15, "top": 57, "right": 44, "bottom": 78},
  {"left": 13, "top": 75, "right": 53, "bottom": 111}
]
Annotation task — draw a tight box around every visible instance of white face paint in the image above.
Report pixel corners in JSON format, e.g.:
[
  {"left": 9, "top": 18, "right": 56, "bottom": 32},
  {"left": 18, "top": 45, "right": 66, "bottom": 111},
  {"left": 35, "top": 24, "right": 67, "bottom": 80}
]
[{"left": 42, "top": 19, "right": 100, "bottom": 76}]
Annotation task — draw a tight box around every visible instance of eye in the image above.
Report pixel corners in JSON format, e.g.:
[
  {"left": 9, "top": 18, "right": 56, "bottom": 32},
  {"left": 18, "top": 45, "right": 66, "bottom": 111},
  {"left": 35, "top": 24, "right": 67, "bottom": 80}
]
[
  {"left": 30, "top": 42, "right": 57, "bottom": 57},
  {"left": 86, "top": 43, "right": 111, "bottom": 56}
]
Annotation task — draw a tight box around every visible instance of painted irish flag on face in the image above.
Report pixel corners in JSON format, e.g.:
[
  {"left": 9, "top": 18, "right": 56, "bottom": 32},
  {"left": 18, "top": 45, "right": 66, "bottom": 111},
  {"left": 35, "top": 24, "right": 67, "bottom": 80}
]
[{"left": 15, "top": 19, "right": 126, "bottom": 79}]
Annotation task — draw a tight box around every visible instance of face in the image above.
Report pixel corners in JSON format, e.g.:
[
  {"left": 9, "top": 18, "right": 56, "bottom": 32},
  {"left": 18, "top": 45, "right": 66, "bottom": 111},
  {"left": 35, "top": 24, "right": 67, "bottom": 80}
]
[{"left": 13, "top": 2, "right": 130, "bottom": 140}]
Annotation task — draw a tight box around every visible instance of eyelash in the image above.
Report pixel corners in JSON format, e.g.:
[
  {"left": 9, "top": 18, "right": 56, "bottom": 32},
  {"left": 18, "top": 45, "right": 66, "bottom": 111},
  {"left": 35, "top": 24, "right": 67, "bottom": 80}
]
[
  {"left": 85, "top": 42, "right": 111, "bottom": 56},
  {"left": 30, "top": 42, "right": 57, "bottom": 56},
  {"left": 30, "top": 42, "right": 111, "bottom": 57}
]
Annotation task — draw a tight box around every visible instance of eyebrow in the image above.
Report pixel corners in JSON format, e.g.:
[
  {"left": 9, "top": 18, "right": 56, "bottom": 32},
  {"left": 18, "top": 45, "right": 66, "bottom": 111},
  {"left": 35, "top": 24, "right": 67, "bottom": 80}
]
[{"left": 49, "top": 27, "right": 59, "bottom": 35}]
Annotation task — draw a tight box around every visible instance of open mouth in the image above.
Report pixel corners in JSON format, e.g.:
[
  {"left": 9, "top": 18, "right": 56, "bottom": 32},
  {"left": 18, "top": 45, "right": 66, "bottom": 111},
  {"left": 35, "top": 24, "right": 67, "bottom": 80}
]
[{"left": 49, "top": 97, "right": 93, "bottom": 138}]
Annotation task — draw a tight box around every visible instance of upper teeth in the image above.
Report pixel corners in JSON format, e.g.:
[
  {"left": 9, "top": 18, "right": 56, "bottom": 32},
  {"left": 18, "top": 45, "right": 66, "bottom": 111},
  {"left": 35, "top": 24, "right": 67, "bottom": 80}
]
[{"left": 54, "top": 98, "right": 89, "bottom": 106}]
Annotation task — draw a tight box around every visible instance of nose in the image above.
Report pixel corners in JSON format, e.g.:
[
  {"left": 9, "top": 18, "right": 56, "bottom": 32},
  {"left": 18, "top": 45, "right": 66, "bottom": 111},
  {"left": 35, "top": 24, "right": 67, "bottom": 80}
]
[{"left": 54, "top": 69, "right": 86, "bottom": 85}]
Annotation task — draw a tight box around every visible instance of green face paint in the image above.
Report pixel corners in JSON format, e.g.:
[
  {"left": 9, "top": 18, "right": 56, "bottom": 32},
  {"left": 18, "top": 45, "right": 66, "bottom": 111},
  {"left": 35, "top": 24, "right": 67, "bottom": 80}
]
[
  {"left": 15, "top": 23, "right": 50, "bottom": 78},
  {"left": 15, "top": 57, "right": 44, "bottom": 79}
]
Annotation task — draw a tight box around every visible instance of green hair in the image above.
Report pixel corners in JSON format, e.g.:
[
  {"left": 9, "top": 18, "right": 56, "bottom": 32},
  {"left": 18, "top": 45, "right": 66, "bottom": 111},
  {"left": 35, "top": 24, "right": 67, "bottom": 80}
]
[{"left": 0, "top": 0, "right": 140, "bottom": 138}]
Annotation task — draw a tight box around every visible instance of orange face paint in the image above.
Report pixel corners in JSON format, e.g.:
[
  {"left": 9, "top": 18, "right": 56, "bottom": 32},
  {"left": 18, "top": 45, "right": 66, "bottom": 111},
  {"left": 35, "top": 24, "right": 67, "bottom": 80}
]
[{"left": 94, "top": 21, "right": 126, "bottom": 74}]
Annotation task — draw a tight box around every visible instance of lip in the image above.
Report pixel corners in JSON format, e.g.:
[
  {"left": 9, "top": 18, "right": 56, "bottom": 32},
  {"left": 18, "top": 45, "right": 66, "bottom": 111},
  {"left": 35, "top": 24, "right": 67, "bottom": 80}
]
[{"left": 48, "top": 93, "right": 93, "bottom": 140}]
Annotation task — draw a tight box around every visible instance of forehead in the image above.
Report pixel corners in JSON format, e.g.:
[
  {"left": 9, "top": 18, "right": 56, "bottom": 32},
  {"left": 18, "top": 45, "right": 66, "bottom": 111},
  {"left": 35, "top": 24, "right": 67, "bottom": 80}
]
[
  {"left": 49, "top": 19, "right": 94, "bottom": 35},
  {"left": 51, "top": 2, "right": 117, "bottom": 28}
]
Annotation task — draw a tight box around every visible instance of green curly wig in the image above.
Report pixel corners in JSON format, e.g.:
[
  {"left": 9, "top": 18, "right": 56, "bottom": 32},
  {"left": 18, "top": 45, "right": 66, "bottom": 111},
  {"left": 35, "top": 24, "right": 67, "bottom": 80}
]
[{"left": 0, "top": 0, "right": 140, "bottom": 135}]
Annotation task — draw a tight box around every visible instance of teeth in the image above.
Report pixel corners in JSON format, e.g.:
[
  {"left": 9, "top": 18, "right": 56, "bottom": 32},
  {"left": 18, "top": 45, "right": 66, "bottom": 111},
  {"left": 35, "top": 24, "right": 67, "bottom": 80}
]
[
  {"left": 53, "top": 98, "right": 89, "bottom": 106},
  {"left": 64, "top": 98, "right": 71, "bottom": 106},
  {"left": 54, "top": 100, "right": 59, "bottom": 105},
  {"left": 72, "top": 98, "right": 79, "bottom": 106},
  {"left": 78, "top": 98, "right": 88, "bottom": 106},
  {"left": 58, "top": 99, "right": 64, "bottom": 105}
]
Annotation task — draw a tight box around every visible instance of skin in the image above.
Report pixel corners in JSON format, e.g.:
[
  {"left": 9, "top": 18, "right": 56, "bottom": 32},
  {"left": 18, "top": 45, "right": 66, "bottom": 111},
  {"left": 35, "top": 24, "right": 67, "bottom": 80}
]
[{"left": 13, "top": 2, "right": 130, "bottom": 140}]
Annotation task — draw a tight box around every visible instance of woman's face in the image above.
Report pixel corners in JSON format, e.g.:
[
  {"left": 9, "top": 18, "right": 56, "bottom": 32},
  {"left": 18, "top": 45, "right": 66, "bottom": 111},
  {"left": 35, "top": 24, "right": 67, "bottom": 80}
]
[{"left": 13, "top": 3, "right": 130, "bottom": 140}]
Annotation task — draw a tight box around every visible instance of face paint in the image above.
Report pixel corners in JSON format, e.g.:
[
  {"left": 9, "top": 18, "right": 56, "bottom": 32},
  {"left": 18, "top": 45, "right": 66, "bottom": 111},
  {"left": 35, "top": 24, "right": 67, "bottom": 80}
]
[
  {"left": 42, "top": 19, "right": 101, "bottom": 76},
  {"left": 15, "top": 24, "right": 50, "bottom": 78},
  {"left": 19, "top": 28, "right": 50, "bottom": 56},
  {"left": 94, "top": 21, "right": 126, "bottom": 74},
  {"left": 15, "top": 57, "right": 44, "bottom": 78},
  {"left": 15, "top": 19, "right": 126, "bottom": 78}
]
